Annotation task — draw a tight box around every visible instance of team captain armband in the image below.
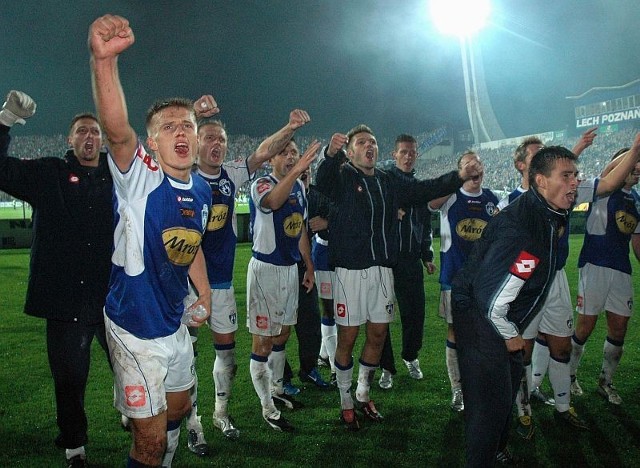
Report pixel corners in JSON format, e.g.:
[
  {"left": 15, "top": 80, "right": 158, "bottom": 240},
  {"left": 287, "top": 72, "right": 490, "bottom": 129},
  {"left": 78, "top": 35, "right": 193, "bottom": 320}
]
[{"left": 509, "top": 251, "right": 539, "bottom": 280}]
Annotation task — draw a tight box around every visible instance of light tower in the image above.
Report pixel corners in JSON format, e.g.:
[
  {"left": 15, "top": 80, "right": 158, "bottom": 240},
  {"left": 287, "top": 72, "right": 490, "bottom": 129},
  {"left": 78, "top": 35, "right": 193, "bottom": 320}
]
[{"left": 430, "top": 0, "right": 505, "bottom": 145}]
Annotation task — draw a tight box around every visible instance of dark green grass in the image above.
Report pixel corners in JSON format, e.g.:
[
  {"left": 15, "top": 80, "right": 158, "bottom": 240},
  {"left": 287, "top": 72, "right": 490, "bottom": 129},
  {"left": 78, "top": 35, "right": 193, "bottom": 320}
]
[{"left": 1, "top": 237, "right": 640, "bottom": 467}]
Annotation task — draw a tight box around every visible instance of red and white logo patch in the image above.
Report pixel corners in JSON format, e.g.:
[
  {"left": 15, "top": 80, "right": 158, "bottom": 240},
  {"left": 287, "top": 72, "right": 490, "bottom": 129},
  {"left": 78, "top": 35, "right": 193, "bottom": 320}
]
[
  {"left": 509, "top": 251, "right": 539, "bottom": 280},
  {"left": 320, "top": 282, "right": 332, "bottom": 296},
  {"left": 125, "top": 385, "right": 146, "bottom": 407},
  {"left": 68, "top": 173, "right": 79, "bottom": 184},
  {"left": 257, "top": 181, "right": 271, "bottom": 194},
  {"left": 256, "top": 315, "right": 268, "bottom": 329},
  {"left": 336, "top": 303, "right": 346, "bottom": 318}
]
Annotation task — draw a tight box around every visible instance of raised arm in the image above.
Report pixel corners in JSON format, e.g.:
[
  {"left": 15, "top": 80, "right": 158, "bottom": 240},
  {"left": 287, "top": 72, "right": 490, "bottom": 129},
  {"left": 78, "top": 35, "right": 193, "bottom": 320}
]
[
  {"left": 247, "top": 109, "right": 311, "bottom": 174},
  {"left": 261, "top": 141, "right": 321, "bottom": 210},
  {"left": 88, "top": 14, "right": 137, "bottom": 171},
  {"left": 572, "top": 127, "right": 597, "bottom": 157},
  {"left": 595, "top": 133, "right": 640, "bottom": 197}
]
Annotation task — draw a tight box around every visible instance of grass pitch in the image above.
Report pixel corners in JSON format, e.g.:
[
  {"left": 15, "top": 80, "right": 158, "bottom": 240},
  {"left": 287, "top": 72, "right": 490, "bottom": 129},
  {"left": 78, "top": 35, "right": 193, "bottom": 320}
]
[{"left": 1, "top": 238, "right": 640, "bottom": 467}]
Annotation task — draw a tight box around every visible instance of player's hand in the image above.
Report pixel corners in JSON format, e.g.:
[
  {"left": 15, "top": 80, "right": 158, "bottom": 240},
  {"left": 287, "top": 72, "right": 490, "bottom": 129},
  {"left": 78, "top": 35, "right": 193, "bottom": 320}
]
[
  {"left": 194, "top": 95, "right": 220, "bottom": 119},
  {"left": 302, "top": 267, "right": 315, "bottom": 293},
  {"left": 423, "top": 261, "right": 437, "bottom": 275},
  {"left": 89, "top": 14, "right": 135, "bottom": 60},
  {"left": 458, "top": 157, "right": 481, "bottom": 181},
  {"left": 327, "top": 133, "right": 348, "bottom": 157},
  {"left": 289, "top": 109, "right": 310, "bottom": 130},
  {"left": 572, "top": 126, "right": 597, "bottom": 156},
  {"left": 293, "top": 140, "right": 322, "bottom": 175},
  {"left": 309, "top": 216, "right": 328, "bottom": 232},
  {"left": 186, "top": 295, "right": 211, "bottom": 327},
  {"left": 505, "top": 335, "right": 525, "bottom": 353},
  {"left": 0, "top": 90, "right": 36, "bottom": 127}
]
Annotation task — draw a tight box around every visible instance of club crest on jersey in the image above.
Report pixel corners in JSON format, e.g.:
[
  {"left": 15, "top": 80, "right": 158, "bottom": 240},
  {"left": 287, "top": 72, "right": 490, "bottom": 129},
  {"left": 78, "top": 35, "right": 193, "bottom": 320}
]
[
  {"left": 219, "top": 178, "right": 232, "bottom": 196},
  {"left": 296, "top": 190, "right": 304, "bottom": 207},
  {"left": 336, "top": 303, "right": 346, "bottom": 318},
  {"left": 509, "top": 250, "right": 539, "bottom": 280},
  {"left": 486, "top": 202, "right": 497, "bottom": 216},
  {"left": 207, "top": 204, "right": 229, "bottom": 231},
  {"left": 125, "top": 385, "right": 146, "bottom": 407},
  {"left": 162, "top": 228, "right": 203, "bottom": 266},
  {"left": 68, "top": 173, "right": 79, "bottom": 184}
]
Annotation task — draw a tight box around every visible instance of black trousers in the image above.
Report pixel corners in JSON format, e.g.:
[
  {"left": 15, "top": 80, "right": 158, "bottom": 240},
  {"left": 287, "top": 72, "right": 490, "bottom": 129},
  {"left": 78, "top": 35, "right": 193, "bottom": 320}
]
[
  {"left": 285, "top": 263, "right": 322, "bottom": 380},
  {"left": 47, "top": 318, "right": 110, "bottom": 449},
  {"left": 453, "top": 302, "right": 523, "bottom": 468},
  {"left": 380, "top": 257, "right": 425, "bottom": 372}
]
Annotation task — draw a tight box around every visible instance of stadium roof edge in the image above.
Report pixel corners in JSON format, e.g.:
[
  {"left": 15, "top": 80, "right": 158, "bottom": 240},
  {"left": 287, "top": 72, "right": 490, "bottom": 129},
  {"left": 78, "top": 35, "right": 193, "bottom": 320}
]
[{"left": 565, "top": 78, "right": 640, "bottom": 100}]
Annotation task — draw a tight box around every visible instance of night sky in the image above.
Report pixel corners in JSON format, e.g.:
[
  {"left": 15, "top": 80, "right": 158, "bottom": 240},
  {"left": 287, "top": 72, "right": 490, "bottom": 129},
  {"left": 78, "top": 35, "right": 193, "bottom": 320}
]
[{"left": 2, "top": 0, "right": 639, "bottom": 141}]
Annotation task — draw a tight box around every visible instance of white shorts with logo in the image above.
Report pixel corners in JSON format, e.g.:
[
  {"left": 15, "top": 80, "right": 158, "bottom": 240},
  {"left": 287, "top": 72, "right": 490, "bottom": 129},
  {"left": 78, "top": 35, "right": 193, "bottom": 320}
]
[
  {"left": 523, "top": 269, "right": 574, "bottom": 339},
  {"left": 333, "top": 266, "right": 395, "bottom": 326},
  {"left": 246, "top": 257, "right": 298, "bottom": 336},
  {"left": 208, "top": 286, "right": 239, "bottom": 334},
  {"left": 439, "top": 289, "right": 453, "bottom": 324},
  {"left": 577, "top": 263, "right": 633, "bottom": 317},
  {"left": 315, "top": 270, "right": 335, "bottom": 300},
  {"left": 105, "top": 313, "right": 195, "bottom": 419}
]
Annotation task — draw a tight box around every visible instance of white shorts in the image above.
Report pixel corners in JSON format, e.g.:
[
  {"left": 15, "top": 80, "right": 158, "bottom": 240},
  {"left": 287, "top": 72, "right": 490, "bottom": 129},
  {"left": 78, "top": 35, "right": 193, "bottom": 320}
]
[
  {"left": 105, "top": 314, "right": 195, "bottom": 419},
  {"left": 208, "top": 287, "right": 239, "bottom": 334},
  {"left": 333, "top": 266, "right": 395, "bottom": 326},
  {"left": 523, "top": 269, "right": 574, "bottom": 339},
  {"left": 315, "top": 270, "right": 335, "bottom": 300},
  {"left": 439, "top": 289, "right": 453, "bottom": 324},
  {"left": 246, "top": 257, "right": 298, "bottom": 336},
  {"left": 577, "top": 263, "right": 633, "bottom": 317}
]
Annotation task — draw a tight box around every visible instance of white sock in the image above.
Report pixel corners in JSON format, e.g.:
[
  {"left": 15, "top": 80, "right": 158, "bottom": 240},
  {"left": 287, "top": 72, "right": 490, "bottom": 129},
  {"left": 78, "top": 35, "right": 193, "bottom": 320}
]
[
  {"left": 65, "top": 447, "right": 85, "bottom": 460},
  {"left": 601, "top": 337, "right": 624, "bottom": 385},
  {"left": 531, "top": 338, "right": 550, "bottom": 389},
  {"left": 186, "top": 354, "right": 200, "bottom": 429},
  {"left": 161, "top": 421, "right": 181, "bottom": 468},
  {"left": 335, "top": 361, "right": 354, "bottom": 410},
  {"left": 570, "top": 335, "right": 586, "bottom": 378},
  {"left": 250, "top": 355, "right": 278, "bottom": 416},
  {"left": 548, "top": 356, "right": 571, "bottom": 412},
  {"left": 516, "top": 365, "right": 531, "bottom": 417},
  {"left": 213, "top": 344, "right": 236, "bottom": 416},
  {"left": 445, "top": 341, "right": 461, "bottom": 391},
  {"left": 321, "top": 322, "right": 338, "bottom": 372},
  {"left": 355, "top": 360, "right": 377, "bottom": 403},
  {"left": 268, "top": 345, "right": 286, "bottom": 396}
]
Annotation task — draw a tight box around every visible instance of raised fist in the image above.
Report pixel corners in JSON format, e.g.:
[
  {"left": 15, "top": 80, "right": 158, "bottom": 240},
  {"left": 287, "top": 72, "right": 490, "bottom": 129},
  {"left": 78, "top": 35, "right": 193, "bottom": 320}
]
[{"left": 0, "top": 90, "right": 37, "bottom": 126}]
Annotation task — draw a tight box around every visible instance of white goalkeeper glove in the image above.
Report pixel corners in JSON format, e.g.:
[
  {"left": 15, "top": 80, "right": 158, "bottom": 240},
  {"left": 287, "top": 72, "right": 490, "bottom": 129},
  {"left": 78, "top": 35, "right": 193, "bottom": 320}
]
[{"left": 0, "top": 90, "right": 37, "bottom": 127}]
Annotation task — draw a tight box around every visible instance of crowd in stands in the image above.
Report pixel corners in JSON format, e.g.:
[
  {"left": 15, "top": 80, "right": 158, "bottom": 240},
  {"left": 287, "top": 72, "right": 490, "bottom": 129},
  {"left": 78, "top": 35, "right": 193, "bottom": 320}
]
[{"left": 3, "top": 126, "right": 639, "bottom": 204}]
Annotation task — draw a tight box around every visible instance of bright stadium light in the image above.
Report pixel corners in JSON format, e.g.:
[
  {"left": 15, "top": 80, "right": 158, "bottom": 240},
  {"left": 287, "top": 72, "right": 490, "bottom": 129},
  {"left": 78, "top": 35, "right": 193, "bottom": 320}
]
[
  {"left": 430, "top": 0, "right": 491, "bottom": 37},
  {"left": 429, "top": 0, "right": 503, "bottom": 145}
]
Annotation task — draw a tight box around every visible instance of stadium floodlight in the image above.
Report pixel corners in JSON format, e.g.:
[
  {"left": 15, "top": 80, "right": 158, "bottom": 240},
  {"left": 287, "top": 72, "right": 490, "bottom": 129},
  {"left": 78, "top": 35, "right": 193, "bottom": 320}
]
[
  {"left": 429, "top": 0, "right": 504, "bottom": 145},
  {"left": 429, "top": 0, "right": 491, "bottom": 37}
]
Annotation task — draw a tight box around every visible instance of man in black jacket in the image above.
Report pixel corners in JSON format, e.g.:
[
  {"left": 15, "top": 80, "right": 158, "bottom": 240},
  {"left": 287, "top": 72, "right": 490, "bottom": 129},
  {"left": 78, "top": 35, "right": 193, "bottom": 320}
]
[
  {"left": 451, "top": 146, "right": 577, "bottom": 467},
  {"left": 316, "top": 124, "right": 478, "bottom": 430},
  {"left": 379, "top": 134, "right": 436, "bottom": 390},
  {"left": 0, "top": 90, "right": 113, "bottom": 468}
]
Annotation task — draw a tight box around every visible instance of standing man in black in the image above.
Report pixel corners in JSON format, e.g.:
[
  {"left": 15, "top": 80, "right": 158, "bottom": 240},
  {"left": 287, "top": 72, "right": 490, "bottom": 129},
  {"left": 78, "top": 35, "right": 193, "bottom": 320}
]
[
  {"left": 0, "top": 90, "right": 113, "bottom": 468},
  {"left": 452, "top": 146, "right": 578, "bottom": 467},
  {"left": 379, "top": 134, "right": 436, "bottom": 389}
]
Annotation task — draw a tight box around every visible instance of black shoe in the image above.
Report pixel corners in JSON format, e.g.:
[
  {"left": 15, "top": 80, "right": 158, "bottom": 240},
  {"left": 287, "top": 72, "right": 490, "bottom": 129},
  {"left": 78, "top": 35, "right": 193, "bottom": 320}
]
[
  {"left": 299, "top": 368, "right": 331, "bottom": 389},
  {"left": 273, "top": 392, "right": 304, "bottom": 410},
  {"left": 495, "top": 448, "right": 522, "bottom": 465},
  {"left": 340, "top": 409, "right": 360, "bottom": 431},
  {"left": 263, "top": 413, "right": 295, "bottom": 432},
  {"left": 66, "top": 455, "right": 88, "bottom": 468},
  {"left": 356, "top": 399, "right": 383, "bottom": 422},
  {"left": 554, "top": 407, "right": 589, "bottom": 430}
]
